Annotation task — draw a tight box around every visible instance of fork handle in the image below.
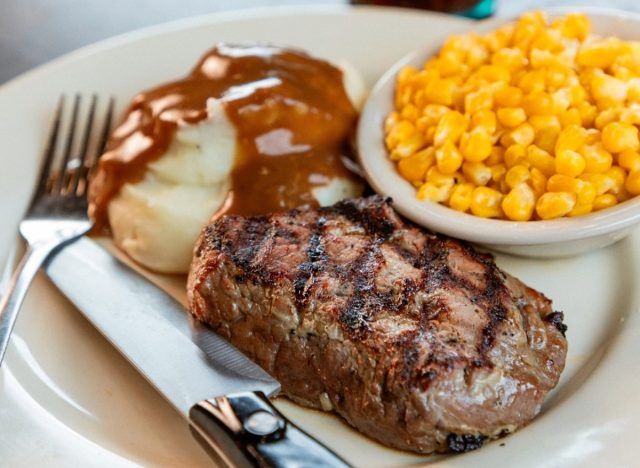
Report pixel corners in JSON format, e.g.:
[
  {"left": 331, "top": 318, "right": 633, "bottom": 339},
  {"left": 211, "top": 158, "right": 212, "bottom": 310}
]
[{"left": 0, "top": 242, "right": 59, "bottom": 365}]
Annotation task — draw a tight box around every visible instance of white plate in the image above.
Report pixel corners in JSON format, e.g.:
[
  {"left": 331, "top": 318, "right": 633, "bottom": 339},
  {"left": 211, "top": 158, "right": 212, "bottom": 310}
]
[{"left": 1, "top": 6, "right": 639, "bottom": 467}]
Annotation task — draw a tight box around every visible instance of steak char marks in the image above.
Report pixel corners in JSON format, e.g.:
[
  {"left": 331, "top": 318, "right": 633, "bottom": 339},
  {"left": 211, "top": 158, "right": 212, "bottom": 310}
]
[{"left": 188, "top": 196, "right": 567, "bottom": 454}]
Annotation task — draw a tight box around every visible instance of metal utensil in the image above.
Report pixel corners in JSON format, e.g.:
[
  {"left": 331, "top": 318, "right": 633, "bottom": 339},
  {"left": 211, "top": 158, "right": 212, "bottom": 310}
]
[
  {"left": 46, "top": 238, "right": 350, "bottom": 467},
  {"left": 0, "top": 95, "right": 114, "bottom": 365}
]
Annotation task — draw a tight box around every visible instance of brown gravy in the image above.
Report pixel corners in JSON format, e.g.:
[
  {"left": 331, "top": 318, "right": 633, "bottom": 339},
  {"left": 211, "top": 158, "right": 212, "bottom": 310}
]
[{"left": 89, "top": 44, "right": 361, "bottom": 227}]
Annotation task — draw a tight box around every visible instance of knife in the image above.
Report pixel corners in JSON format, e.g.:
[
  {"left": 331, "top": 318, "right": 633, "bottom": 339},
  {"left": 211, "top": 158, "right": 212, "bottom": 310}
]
[{"left": 44, "top": 237, "right": 349, "bottom": 468}]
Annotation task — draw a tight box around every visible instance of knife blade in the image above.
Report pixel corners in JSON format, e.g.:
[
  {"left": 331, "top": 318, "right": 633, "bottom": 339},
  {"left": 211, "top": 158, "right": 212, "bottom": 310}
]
[{"left": 45, "top": 237, "right": 349, "bottom": 468}]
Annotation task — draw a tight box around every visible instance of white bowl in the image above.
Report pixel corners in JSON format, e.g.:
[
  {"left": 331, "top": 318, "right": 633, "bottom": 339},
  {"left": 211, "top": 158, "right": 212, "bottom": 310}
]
[{"left": 357, "top": 9, "right": 640, "bottom": 258}]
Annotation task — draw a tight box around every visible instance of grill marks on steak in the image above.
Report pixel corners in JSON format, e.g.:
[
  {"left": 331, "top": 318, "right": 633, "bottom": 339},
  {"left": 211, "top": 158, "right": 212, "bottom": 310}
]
[{"left": 188, "top": 196, "right": 568, "bottom": 454}]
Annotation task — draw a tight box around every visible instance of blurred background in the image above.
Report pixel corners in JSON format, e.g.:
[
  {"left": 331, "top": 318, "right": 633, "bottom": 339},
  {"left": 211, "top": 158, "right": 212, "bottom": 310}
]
[{"left": 2, "top": 0, "right": 640, "bottom": 84}]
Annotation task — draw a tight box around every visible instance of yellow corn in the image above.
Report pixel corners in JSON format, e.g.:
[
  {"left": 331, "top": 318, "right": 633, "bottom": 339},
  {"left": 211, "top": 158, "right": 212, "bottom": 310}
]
[
  {"left": 536, "top": 192, "right": 577, "bottom": 219},
  {"left": 504, "top": 144, "right": 528, "bottom": 167},
  {"left": 497, "top": 107, "right": 526, "bottom": 127},
  {"left": 386, "top": 11, "right": 640, "bottom": 221},
  {"left": 527, "top": 145, "right": 556, "bottom": 177},
  {"left": 529, "top": 167, "right": 548, "bottom": 197},
  {"left": 580, "top": 143, "right": 613, "bottom": 173},
  {"left": 433, "top": 111, "right": 468, "bottom": 147},
  {"left": 618, "top": 150, "right": 640, "bottom": 172},
  {"left": 486, "top": 146, "right": 505, "bottom": 166},
  {"left": 495, "top": 86, "right": 524, "bottom": 107},
  {"left": 502, "top": 182, "right": 536, "bottom": 221},
  {"left": 606, "top": 166, "right": 627, "bottom": 195},
  {"left": 555, "top": 124, "right": 586, "bottom": 154},
  {"left": 625, "top": 170, "right": 640, "bottom": 195},
  {"left": 590, "top": 72, "right": 628, "bottom": 103},
  {"left": 491, "top": 163, "right": 507, "bottom": 183},
  {"left": 505, "top": 164, "right": 530, "bottom": 189},
  {"left": 460, "top": 128, "right": 493, "bottom": 162},
  {"left": 601, "top": 122, "right": 640, "bottom": 153},
  {"left": 501, "top": 123, "right": 535, "bottom": 147},
  {"left": 470, "top": 187, "right": 504, "bottom": 218},
  {"left": 449, "top": 183, "right": 474, "bottom": 212},
  {"left": 593, "top": 193, "right": 618, "bottom": 211},
  {"left": 417, "top": 182, "right": 452, "bottom": 203},
  {"left": 462, "top": 161, "right": 492, "bottom": 186},
  {"left": 398, "top": 147, "right": 435, "bottom": 182},
  {"left": 579, "top": 173, "right": 615, "bottom": 195},
  {"left": 555, "top": 149, "right": 586, "bottom": 177},
  {"left": 436, "top": 141, "right": 463, "bottom": 174},
  {"left": 465, "top": 89, "right": 493, "bottom": 114}
]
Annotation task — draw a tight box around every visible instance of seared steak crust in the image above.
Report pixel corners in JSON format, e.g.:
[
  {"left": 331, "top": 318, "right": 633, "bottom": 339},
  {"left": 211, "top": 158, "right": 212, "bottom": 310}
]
[{"left": 188, "top": 196, "right": 567, "bottom": 454}]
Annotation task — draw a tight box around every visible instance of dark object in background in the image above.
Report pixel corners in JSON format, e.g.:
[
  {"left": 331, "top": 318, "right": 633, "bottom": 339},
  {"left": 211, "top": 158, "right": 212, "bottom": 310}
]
[{"left": 350, "top": 0, "right": 495, "bottom": 18}]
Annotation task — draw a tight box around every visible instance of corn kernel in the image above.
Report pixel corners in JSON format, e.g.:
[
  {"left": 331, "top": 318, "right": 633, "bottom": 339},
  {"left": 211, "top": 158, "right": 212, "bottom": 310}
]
[
  {"left": 434, "top": 111, "right": 468, "bottom": 147},
  {"left": 384, "top": 112, "right": 400, "bottom": 133},
  {"left": 504, "top": 144, "right": 528, "bottom": 167},
  {"left": 523, "top": 91, "right": 554, "bottom": 116},
  {"left": 558, "top": 108, "right": 582, "bottom": 128},
  {"left": 518, "top": 70, "right": 546, "bottom": 93},
  {"left": 501, "top": 123, "right": 535, "bottom": 147},
  {"left": 398, "top": 147, "right": 435, "bottom": 182},
  {"left": 618, "top": 150, "right": 640, "bottom": 172},
  {"left": 462, "top": 161, "right": 492, "bottom": 186},
  {"left": 424, "top": 77, "right": 456, "bottom": 106},
  {"left": 601, "top": 122, "right": 640, "bottom": 153},
  {"left": 555, "top": 124, "right": 586, "bottom": 154},
  {"left": 401, "top": 104, "right": 420, "bottom": 122},
  {"left": 426, "top": 166, "right": 456, "bottom": 187},
  {"left": 386, "top": 120, "right": 415, "bottom": 150},
  {"left": 594, "top": 108, "right": 620, "bottom": 130},
  {"left": 552, "top": 12, "right": 590, "bottom": 41},
  {"left": 593, "top": 193, "right": 618, "bottom": 211},
  {"left": 577, "top": 38, "right": 630, "bottom": 69},
  {"left": 576, "top": 180, "right": 597, "bottom": 205},
  {"left": 505, "top": 164, "right": 531, "bottom": 188},
  {"left": 555, "top": 149, "right": 586, "bottom": 177},
  {"left": 394, "top": 132, "right": 426, "bottom": 158},
  {"left": 417, "top": 182, "right": 452, "bottom": 203},
  {"left": 590, "top": 72, "right": 627, "bottom": 103},
  {"left": 536, "top": 192, "right": 577, "bottom": 219},
  {"left": 625, "top": 170, "right": 640, "bottom": 194},
  {"left": 529, "top": 167, "right": 548, "bottom": 197},
  {"left": 491, "top": 163, "right": 507, "bottom": 183},
  {"left": 465, "top": 89, "right": 493, "bottom": 114},
  {"left": 502, "top": 182, "right": 536, "bottom": 220},
  {"left": 495, "top": 86, "right": 524, "bottom": 107},
  {"left": 449, "top": 183, "right": 474, "bottom": 212},
  {"left": 547, "top": 174, "right": 578, "bottom": 193},
  {"left": 579, "top": 173, "right": 615, "bottom": 195},
  {"left": 497, "top": 107, "right": 526, "bottom": 127},
  {"left": 492, "top": 47, "right": 527, "bottom": 72},
  {"left": 436, "top": 141, "right": 463, "bottom": 174},
  {"left": 470, "top": 186, "right": 504, "bottom": 218},
  {"left": 486, "top": 146, "right": 505, "bottom": 166},
  {"left": 471, "top": 110, "right": 497, "bottom": 134},
  {"left": 422, "top": 104, "right": 450, "bottom": 126},
  {"left": 460, "top": 128, "right": 493, "bottom": 162},
  {"left": 606, "top": 166, "right": 627, "bottom": 194},
  {"left": 569, "top": 203, "right": 593, "bottom": 217},
  {"left": 527, "top": 145, "right": 556, "bottom": 177}
]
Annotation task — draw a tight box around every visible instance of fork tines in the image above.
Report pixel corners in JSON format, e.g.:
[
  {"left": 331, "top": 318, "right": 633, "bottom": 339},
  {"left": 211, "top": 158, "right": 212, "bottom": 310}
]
[{"left": 38, "top": 95, "right": 114, "bottom": 198}]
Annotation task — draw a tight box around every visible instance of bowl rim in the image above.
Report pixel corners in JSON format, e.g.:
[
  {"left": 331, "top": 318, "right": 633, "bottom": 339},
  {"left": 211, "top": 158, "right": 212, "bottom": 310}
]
[{"left": 356, "top": 9, "right": 640, "bottom": 246}]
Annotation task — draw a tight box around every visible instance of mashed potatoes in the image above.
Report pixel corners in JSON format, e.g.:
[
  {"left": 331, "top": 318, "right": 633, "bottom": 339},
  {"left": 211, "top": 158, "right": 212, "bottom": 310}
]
[{"left": 108, "top": 62, "right": 366, "bottom": 273}]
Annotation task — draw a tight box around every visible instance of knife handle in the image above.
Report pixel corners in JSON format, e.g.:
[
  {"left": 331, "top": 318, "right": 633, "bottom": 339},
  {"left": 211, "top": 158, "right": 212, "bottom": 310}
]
[{"left": 189, "top": 391, "right": 350, "bottom": 468}]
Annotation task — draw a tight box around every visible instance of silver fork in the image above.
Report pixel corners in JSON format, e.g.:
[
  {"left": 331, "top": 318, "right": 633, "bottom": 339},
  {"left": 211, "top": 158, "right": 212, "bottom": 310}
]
[{"left": 0, "top": 95, "right": 114, "bottom": 365}]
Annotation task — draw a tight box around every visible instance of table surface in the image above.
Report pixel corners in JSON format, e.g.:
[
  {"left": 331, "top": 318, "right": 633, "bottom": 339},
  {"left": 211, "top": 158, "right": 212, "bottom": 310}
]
[{"left": 2, "top": 0, "right": 640, "bottom": 86}]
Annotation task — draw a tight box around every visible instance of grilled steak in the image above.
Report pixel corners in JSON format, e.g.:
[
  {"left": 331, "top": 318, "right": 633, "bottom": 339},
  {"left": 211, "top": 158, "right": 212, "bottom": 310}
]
[{"left": 187, "top": 196, "right": 568, "bottom": 454}]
